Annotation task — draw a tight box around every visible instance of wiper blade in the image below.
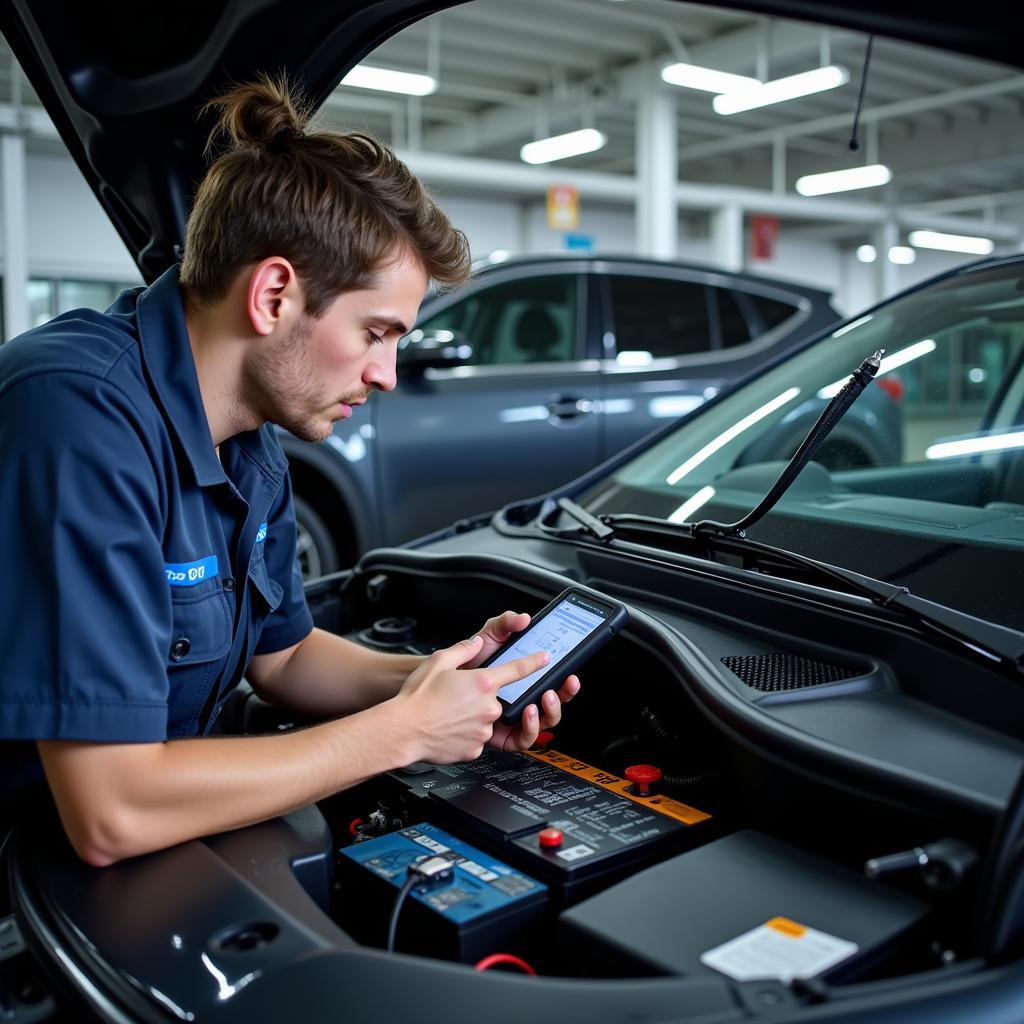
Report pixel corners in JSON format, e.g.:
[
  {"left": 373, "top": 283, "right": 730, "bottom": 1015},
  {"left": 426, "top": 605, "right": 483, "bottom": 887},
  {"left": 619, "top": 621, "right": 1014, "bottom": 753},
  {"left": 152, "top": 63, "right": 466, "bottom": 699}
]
[
  {"left": 554, "top": 497, "right": 614, "bottom": 540},
  {"left": 596, "top": 513, "right": 1024, "bottom": 673}
]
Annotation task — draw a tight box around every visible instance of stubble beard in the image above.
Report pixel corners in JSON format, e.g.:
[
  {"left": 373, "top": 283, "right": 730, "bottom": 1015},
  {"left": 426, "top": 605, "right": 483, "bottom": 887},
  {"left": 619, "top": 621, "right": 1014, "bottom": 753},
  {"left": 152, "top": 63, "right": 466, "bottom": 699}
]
[{"left": 242, "top": 314, "right": 364, "bottom": 444}]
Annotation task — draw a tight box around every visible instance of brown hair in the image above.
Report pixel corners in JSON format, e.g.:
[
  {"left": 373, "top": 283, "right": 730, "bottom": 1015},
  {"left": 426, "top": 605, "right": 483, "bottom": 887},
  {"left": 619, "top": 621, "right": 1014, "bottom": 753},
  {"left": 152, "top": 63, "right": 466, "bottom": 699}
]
[{"left": 179, "top": 74, "right": 470, "bottom": 316}]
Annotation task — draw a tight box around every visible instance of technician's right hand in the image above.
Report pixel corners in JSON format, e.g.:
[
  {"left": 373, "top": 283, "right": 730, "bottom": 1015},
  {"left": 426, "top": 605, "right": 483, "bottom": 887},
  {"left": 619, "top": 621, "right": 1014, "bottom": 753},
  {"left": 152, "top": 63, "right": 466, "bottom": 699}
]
[{"left": 388, "top": 634, "right": 549, "bottom": 765}]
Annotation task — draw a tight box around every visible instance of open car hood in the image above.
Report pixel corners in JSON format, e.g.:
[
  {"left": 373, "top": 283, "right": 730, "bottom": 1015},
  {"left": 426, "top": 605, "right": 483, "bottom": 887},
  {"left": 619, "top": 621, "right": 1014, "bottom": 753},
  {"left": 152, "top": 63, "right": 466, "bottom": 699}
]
[
  {"left": 1, "top": 0, "right": 1021, "bottom": 283},
  {"left": 0, "top": 0, "right": 457, "bottom": 281}
]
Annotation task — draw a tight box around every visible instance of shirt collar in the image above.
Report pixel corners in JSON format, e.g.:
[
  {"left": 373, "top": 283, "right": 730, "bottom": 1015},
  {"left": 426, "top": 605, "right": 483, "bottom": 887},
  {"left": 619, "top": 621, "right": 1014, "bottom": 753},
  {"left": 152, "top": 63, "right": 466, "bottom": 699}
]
[{"left": 135, "top": 266, "right": 287, "bottom": 487}]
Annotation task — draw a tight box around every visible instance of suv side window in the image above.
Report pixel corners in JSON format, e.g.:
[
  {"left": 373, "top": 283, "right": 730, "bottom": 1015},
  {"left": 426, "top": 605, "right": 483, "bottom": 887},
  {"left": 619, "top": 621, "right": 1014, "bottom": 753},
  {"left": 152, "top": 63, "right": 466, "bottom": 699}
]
[
  {"left": 416, "top": 275, "right": 579, "bottom": 366},
  {"left": 749, "top": 293, "right": 798, "bottom": 332},
  {"left": 715, "top": 289, "right": 754, "bottom": 348},
  {"left": 607, "top": 275, "right": 711, "bottom": 360}
]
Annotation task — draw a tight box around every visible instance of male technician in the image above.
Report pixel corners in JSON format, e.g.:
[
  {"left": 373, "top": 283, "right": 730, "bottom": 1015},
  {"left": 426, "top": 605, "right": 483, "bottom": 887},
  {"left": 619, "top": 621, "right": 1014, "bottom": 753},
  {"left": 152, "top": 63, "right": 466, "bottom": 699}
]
[{"left": 0, "top": 78, "right": 578, "bottom": 865}]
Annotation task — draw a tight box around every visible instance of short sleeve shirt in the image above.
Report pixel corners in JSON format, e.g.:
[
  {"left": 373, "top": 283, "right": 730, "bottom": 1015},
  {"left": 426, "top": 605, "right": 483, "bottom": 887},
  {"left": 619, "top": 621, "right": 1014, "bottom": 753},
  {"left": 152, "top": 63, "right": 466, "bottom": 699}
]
[{"left": 0, "top": 267, "right": 313, "bottom": 791}]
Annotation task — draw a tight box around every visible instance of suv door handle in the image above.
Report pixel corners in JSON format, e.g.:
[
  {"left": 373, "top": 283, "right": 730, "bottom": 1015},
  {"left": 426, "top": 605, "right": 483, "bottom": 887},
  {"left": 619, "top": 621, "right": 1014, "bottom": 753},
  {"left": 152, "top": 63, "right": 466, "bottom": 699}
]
[{"left": 547, "top": 396, "right": 594, "bottom": 419}]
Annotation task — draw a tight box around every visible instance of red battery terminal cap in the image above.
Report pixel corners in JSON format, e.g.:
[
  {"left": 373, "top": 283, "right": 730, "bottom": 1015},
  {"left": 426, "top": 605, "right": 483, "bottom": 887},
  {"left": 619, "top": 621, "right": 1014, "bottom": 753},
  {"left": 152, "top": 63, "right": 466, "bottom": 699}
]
[
  {"left": 625, "top": 764, "right": 662, "bottom": 796},
  {"left": 538, "top": 827, "right": 563, "bottom": 849},
  {"left": 533, "top": 731, "right": 555, "bottom": 749}
]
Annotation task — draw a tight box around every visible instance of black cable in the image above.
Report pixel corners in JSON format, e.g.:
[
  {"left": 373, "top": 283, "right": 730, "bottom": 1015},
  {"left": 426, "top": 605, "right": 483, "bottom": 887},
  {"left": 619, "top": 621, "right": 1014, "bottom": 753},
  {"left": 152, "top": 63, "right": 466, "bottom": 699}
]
[
  {"left": 640, "top": 706, "right": 681, "bottom": 748},
  {"left": 849, "top": 35, "right": 874, "bottom": 152},
  {"left": 661, "top": 770, "right": 719, "bottom": 790},
  {"left": 386, "top": 874, "right": 418, "bottom": 953}
]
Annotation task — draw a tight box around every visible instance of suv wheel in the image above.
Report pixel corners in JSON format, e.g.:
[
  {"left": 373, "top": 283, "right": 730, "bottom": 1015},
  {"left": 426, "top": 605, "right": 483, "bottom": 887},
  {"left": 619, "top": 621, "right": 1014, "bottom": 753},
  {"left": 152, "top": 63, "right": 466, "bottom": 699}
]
[{"left": 293, "top": 494, "right": 339, "bottom": 581}]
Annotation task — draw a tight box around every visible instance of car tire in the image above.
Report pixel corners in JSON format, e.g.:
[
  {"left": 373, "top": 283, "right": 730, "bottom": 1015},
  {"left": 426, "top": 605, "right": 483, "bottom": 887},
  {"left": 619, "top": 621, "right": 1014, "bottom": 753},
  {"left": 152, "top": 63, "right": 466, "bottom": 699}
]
[{"left": 293, "top": 494, "right": 340, "bottom": 580}]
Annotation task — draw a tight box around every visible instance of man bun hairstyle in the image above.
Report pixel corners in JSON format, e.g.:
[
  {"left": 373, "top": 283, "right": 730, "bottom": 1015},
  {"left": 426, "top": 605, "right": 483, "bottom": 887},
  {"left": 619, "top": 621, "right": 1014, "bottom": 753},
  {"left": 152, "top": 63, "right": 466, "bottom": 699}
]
[{"left": 180, "top": 74, "right": 471, "bottom": 316}]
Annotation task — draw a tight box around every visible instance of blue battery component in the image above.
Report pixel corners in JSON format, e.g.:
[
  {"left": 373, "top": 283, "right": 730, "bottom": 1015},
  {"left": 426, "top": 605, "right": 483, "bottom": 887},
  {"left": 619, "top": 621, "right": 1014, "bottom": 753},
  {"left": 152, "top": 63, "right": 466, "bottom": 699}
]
[{"left": 337, "top": 824, "right": 547, "bottom": 959}]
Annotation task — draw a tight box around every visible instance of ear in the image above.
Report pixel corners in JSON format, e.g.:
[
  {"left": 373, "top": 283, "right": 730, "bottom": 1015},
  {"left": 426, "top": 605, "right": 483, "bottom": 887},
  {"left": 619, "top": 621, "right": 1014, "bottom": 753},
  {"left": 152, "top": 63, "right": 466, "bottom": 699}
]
[{"left": 246, "top": 258, "right": 301, "bottom": 336}]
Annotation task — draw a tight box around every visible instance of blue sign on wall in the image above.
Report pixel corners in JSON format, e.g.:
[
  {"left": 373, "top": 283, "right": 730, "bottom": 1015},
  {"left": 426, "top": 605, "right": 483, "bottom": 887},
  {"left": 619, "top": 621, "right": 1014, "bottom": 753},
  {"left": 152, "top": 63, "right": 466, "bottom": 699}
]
[{"left": 564, "top": 233, "right": 595, "bottom": 251}]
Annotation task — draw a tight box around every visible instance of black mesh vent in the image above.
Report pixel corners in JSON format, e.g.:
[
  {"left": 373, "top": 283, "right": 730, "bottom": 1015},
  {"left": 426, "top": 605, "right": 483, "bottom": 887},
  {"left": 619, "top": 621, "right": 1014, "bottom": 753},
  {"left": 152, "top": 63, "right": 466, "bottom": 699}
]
[{"left": 722, "top": 654, "right": 861, "bottom": 692}]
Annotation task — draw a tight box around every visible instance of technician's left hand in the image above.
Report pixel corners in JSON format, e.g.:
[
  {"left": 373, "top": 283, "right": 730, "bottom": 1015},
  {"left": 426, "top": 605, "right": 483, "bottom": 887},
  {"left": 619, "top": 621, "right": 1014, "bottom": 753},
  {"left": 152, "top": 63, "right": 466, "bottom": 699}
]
[{"left": 466, "top": 610, "right": 581, "bottom": 753}]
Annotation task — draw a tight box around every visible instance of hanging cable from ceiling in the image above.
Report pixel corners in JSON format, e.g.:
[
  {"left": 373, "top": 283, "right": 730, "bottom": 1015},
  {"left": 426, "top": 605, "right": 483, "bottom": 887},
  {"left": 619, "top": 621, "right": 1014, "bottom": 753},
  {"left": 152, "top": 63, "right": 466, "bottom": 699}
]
[{"left": 849, "top": 35, "right": 875, "bottom": 152}]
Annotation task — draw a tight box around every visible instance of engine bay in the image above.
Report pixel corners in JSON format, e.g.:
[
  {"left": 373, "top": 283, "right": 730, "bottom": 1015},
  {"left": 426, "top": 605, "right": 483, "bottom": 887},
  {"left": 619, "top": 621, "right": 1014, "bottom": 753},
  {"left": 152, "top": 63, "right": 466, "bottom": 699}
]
[
  {"left": 261, "top": 546, "right": 1019, "bottom": 990},
  {"left": 10, "top": 545, "right": 1024, "bottom": 1023}
]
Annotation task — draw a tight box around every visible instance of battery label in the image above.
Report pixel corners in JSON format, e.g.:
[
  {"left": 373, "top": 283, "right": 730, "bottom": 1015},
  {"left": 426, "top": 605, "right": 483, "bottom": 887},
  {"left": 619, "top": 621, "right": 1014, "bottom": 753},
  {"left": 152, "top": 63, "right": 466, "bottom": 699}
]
[
  {"left": 525, "top": 748, "right": 711, "bottom": 826},
  {"left": 339, "top": 824, "right": 546, "bottom": 926}
]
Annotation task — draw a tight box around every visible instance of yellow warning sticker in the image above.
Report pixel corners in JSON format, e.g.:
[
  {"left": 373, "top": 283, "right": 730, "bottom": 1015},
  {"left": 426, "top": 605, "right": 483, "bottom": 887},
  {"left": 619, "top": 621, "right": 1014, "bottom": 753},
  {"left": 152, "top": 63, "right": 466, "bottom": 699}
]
[
  {"left": 767, "top": 917, "right": 807, "bottom": 938},
  {"left": 525, "top": 747, "right": 711, "bottom": 825}
]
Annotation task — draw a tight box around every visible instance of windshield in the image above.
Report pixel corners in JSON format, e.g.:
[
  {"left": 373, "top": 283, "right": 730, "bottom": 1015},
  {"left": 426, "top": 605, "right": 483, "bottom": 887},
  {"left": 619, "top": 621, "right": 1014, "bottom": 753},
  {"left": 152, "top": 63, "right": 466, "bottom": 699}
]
[{"left": 581, "top": 261, "right": 1024, "bottom": 629}]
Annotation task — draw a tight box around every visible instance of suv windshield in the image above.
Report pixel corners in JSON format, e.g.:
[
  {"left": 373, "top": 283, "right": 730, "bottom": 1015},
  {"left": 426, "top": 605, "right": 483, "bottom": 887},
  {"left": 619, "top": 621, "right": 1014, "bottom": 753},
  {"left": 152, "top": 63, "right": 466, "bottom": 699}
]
[{"left": 581, "top": 260, "right": 1024, "bottom": 629}]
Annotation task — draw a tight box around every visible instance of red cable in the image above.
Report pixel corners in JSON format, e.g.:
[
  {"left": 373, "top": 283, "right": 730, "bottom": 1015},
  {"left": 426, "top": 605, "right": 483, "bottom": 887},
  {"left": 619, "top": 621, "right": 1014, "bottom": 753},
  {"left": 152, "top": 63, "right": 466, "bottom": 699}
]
[
  {"left": 348, "top": 818, "right": 364, "bottom": 837},
  {"left": 474, "top": 953, "right": 536, "bottom": 975}
]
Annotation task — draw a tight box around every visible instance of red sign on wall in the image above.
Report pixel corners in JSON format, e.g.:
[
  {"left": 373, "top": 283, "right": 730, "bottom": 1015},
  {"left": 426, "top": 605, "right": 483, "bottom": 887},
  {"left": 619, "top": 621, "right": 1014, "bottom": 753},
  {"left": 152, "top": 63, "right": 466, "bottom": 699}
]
[{"left": 750, "top": 214, "right": 780, "bottom": 261}]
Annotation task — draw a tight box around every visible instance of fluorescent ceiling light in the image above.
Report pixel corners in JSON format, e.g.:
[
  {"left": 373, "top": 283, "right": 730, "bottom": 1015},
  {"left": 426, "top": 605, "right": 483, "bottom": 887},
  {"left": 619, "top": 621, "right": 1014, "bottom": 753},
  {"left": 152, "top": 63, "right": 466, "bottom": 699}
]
[
  {"left": 666, "top": 387, "right": 801, "bottom": 484},
  {"left": 908, "top": 230, "right": 995, "bottom": 255},
  {"left": 520, "top": 129, "right": 606, "bottom": 165},
  {"left": 818, "top": 339, "right": 936, "bottom": 399},
  {"left": 926, "top": 430, "right": 1024, "bottom": 460},
  {"left": 832, "top": 314, "right": 873, "bottom": 339},
  {"left": 668, "top": 486, "right": 717, "bottom": 524},
  {"left": 713, "top": 65, "right": 849, "bottom": 115},
  {"left": 888, "top": 246, "right": 916, "bottom": 265},
  {"left": 661, "top": 63, "right": 761, "bottom": 94},
  {"left": 796, "top": 164, "right": 891, "bottom": 197},
  {"left": 342, "top": 65, "right": 437, "bottom": 96},
  {"left": 856, "top": 245, "right": 877, "bottom": 263}
]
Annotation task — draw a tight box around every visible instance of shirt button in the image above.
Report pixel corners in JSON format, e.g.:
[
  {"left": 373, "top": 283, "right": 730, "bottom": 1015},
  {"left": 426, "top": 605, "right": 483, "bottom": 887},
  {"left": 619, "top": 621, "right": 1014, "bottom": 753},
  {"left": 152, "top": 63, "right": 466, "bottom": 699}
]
[
  {"left": 170, "top": 637, "right": 191, "bottom": 661},
  {"left": 223, "top": 577, "right": 235, "bottom": 592}
]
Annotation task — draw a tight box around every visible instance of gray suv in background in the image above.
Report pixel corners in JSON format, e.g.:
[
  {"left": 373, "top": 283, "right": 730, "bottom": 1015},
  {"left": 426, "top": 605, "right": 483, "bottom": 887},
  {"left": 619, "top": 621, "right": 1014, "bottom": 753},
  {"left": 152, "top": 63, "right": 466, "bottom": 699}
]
[{"left": 281, "top": 253, "right": 844, "bottom": 576}]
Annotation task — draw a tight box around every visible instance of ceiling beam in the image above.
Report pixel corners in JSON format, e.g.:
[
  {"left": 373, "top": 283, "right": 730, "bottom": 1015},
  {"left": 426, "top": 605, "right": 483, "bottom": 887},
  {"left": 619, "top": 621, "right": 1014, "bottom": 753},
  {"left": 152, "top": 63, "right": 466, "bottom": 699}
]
[
  {"left": 680, "top": 74, "right": 1024, "bottom": 162},
  {"left": 400, "top": 148, "right": 1021, "bottom": 241},
  {"left": 418, "top": 18, "right": 852, "bottom": 155}
]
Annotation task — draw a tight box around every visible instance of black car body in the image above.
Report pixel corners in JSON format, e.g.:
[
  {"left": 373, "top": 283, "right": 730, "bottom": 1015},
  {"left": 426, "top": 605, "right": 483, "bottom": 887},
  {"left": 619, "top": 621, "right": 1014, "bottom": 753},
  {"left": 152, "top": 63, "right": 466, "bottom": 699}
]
[
  {"left": 3, "top": 2, "right": 1024, "bottom": 1023},
  {"left": 283, "top": 253, "right": 841, "bottom": 577}
]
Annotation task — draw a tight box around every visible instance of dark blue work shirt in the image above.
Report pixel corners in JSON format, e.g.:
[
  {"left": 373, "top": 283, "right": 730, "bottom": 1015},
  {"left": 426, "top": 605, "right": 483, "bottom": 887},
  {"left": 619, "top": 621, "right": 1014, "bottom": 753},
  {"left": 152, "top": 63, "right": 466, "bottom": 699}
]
[{"left": 0, "top": 267, "right": 313, "bottom": 795}]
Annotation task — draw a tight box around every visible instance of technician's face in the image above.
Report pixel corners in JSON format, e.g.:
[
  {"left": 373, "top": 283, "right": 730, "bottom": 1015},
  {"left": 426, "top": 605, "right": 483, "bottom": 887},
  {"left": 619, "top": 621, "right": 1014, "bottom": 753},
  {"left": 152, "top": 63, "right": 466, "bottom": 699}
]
[{"left": 245, "top": 249, "right": 428, "bottom": 443}]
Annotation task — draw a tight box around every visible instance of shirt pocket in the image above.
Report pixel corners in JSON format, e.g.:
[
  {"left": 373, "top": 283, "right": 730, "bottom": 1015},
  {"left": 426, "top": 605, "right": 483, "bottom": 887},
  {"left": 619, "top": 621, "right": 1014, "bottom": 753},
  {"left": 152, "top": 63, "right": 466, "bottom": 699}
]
[{"left": 166, "top": 587, "right": 233, "bottom": 735}]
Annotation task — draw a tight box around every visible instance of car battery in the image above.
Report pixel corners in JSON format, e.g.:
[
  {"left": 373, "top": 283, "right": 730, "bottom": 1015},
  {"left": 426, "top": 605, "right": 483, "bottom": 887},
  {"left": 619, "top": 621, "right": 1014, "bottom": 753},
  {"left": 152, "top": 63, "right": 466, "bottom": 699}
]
[
  {"left": 559, "top": 831, "right": 930, "bottom": 982},
  {"left": 389, "top": 747, "right": 714, "bottom": 905},
  {"left": 336, "top": 823, "right": 547, "bottom": 962}
]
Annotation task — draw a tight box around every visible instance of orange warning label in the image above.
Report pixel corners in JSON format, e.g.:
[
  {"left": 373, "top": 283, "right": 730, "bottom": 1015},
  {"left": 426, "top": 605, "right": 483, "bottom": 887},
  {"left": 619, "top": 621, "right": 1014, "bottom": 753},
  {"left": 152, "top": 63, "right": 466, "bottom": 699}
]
[
  {"left": 525, "top": 748, "right": 711, "bottom": 825},
  {"left": 767, "top": 917, "right": 807, "bottom": 938}
]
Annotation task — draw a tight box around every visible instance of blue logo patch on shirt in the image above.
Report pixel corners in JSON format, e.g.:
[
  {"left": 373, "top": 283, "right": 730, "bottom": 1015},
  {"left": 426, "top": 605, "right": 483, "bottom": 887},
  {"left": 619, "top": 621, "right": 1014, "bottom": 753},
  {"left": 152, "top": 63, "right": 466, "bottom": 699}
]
[
  {"left": 165, "top": 555, "right": 219, "bottom": 587},
  {"left": 255, "top": 522, "right": 268, "bottom": 544}
]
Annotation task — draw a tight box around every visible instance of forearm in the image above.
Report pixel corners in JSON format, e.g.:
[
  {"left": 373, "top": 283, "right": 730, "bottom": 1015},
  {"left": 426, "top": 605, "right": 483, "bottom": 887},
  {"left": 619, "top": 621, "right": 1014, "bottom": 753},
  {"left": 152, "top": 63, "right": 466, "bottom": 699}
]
[
  {"left": 249, "top": 626, "right": 423, "bottom": 717},
  {"left": 38, "top": 701, "right": 411, "bottom": 867}
]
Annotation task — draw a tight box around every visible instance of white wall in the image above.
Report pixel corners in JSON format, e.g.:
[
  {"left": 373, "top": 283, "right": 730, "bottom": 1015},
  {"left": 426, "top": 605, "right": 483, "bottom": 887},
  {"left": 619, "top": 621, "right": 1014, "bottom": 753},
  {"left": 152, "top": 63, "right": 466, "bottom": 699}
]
[
  {"left": 5, "top": 151, "right": 1010, "bottom": 324},
  {"left": 745, "top": 233, "right": 844, "bottom": 307},
  {"left": 433, "top": 195, "right": 524, "bottom": 258},
  {"left": 836, "top": 246, "right": 995, "bottom": 318},
  {"left": 3, "top": 154, "right": 140, "bottom": 281}
]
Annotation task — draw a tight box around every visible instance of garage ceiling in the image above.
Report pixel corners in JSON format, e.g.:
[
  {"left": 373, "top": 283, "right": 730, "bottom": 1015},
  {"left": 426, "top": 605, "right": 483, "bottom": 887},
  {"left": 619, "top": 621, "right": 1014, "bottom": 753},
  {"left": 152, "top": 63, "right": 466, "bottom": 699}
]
[
  {"left": 2, "top": 0, "right": 1022, "bottom": 231},
  {"left": 318, "top": 0, "right": 1024, "bottom": 225}
]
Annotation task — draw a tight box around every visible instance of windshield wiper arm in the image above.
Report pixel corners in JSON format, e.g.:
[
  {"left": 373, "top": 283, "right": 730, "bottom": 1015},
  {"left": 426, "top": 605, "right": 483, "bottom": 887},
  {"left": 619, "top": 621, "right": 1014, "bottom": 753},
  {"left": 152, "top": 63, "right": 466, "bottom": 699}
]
[
  {"left": 554, "top": 497, "right": 615, "bottom": 540},
  {"left": 593, "top": 513, "right": 1024, "bottom": 673},
  {"left": 695, "top": 349, "right": 882, "bottom": 539}
]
